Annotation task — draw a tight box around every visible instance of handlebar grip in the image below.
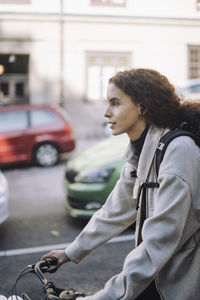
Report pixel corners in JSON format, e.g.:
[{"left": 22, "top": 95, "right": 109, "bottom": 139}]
[
  {"left": 43, "top": 257, "right": 58, "bottom": 267},
  {"left": 34, "top": 257, "right": 58, "bottom": 274}
]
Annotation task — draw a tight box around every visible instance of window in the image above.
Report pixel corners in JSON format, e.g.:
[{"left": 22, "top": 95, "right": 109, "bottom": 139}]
[
  {"left": 197, "top": 0, "right": 200, "bottom": 10},
  {"left": 0, "top": 111, "right": 28, "bottom": 132},
  {"left": 15, "top": 82, "right": 24, "bottom": 97},
  {"left": 180, "top": 83, "right": 200, "bottom": 96},
  {"left": 190, "top": 83, "right": 200, "bottom": 92},
  {"left": 188, "top": 45, "right": 200, "bottom": 79},
  {"left": 86, "top": 52, "right": 131, "bottom": 101},
  {"left": 91, "top": 0, "right": 126, "bottom": 6},
  {"left": 0, "top": 82, "right": 9, "bottom": 96},
  {"left": 30, "top": 109, "right": 56, "bottom": 127}
]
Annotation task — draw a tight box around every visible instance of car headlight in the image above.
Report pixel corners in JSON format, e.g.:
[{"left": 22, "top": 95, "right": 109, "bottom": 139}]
[{"left": 74, "top": 167, "right": 115, "bottom": 183}]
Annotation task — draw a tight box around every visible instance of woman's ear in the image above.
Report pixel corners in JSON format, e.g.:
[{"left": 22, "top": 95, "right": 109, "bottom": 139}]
[{"left": 140, "top": 105, "right": 145, "bottom": 116}]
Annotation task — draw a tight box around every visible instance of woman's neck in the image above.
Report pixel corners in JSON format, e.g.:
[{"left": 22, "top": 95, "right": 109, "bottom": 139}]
[
  {"left": 130, "top": 123, "right": 150, "bottom": 157},
  {"left": 127, "top": 119, "right": 147, "bottom": 141}
]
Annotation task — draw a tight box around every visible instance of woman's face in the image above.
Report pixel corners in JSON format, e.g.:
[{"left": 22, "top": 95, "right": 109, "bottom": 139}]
[{"left": 104, "top": 83, "right": 146, "bottom": 140}]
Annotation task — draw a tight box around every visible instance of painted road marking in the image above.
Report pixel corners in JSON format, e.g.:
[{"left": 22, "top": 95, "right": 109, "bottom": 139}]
[{"left": 0, "top": 234, "right": 134, "bottom": 257}]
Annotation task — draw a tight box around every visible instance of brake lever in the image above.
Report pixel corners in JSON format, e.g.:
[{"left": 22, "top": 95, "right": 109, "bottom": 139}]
[
  {"left": 31, "top": 258, "right": 58, "bottom": 274},
  {"left": 40, "top": 265, "right": 57, "bottom": 273}
]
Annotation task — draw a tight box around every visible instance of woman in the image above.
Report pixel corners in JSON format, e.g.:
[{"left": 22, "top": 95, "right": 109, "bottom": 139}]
[{"left": 42, "top": 69, "right": 200, "bottom": 299}]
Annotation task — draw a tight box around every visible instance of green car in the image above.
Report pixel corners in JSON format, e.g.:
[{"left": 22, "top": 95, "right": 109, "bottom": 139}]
[{"left": 64, "top": 134, "right": 129, "bottom": 218}]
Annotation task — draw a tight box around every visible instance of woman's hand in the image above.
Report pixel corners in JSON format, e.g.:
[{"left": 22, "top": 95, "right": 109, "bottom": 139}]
[{"left": 41, "top": 249, "right": 70, "bottom": 269}]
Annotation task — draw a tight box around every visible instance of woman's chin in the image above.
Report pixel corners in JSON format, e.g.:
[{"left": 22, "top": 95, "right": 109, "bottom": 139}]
[{"left": 112, "top": 130, "right": 124, "bottom": 136}]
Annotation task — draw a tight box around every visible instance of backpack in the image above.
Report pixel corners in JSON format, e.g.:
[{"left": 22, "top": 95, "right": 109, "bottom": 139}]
[
  {"left": 136, "top": 122, "right": 200, "bottom": 244},
  {"left": 155, "top": 122, "right": 200, "bottom": 177}
]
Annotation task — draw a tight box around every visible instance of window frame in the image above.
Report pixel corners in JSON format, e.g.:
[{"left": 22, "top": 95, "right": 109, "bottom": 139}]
[
  {"left": 188, "top": 45, "right": 200, "bottom": 79},
  {"left": 90, "top": 0, "right": 126, "bottom": 7},
  {"left": 85, "top": 51, "right": 131, "bottom": 102}
]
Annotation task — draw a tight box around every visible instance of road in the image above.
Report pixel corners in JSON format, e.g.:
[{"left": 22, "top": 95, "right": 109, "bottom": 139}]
[{"left": 0, "top": 146, "right": 134, "bottom": 299}]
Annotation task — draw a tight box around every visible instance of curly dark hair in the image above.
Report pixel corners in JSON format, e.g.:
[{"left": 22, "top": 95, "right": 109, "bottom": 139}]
[{"left": 109, "top": 68, "right": 200, "bottom": 129}]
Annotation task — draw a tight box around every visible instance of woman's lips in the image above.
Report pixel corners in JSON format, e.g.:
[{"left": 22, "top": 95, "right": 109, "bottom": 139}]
[{"left": 108, "top": 122, "right": 116, "bottom": 129}]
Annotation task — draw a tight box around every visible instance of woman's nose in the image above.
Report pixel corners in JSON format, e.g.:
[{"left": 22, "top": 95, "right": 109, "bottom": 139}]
[{"left": 104, "top": 106, "right": 111, "bottom": 118}]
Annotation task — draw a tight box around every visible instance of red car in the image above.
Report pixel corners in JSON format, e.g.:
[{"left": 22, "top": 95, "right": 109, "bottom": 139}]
[{"left": 0, "top": 105, "right": 76, "bottom": 167}]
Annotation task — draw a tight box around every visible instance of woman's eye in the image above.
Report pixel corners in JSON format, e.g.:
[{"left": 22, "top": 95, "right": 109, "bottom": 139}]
[{"left": 112, "top": 101, "right": 119, "bottom": 106}]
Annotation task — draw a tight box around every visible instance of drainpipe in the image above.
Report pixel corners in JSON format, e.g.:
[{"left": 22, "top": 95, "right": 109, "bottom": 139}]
[{"left": 59, "top": 0, "right": 64, "bottom": 106}]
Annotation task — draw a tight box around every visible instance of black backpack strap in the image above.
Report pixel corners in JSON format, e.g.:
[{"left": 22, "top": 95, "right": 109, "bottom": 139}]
[
  {"left": 136, "top": 182, "right": 160, "bottom": 210},
  {"left": 136, "top": 181, "right": 159, "bottom": 245},
  {"left": 155, "top": 124, "right": 197, "bottom": 177}
]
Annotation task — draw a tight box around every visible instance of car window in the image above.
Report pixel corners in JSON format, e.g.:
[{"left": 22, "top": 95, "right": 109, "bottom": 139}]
[
  {"left": 30, "top": 109, "right": 56, "bottom": 127},
  {"left": 181, "top": 84, "right": 200, "bottom": 95},
  {"left": 190, "top": 84, "right": 200, "bottom": 93},
  {"left": 0, "top": 111, "right": 28, "bottom": 132}
]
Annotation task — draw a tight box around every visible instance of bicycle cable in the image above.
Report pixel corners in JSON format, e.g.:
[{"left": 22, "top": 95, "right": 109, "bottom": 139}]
[{"left": 11, "top": 265, "right": 33, "bottom": 300}]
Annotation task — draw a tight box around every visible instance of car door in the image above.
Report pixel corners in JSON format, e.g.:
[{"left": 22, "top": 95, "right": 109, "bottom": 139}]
[{"left": 0, "top": 110, "right": 29, "bottom": 164}]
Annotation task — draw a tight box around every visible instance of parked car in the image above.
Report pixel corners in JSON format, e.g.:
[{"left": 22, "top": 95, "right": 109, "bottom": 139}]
[
  {"left": 177, "top": 78, "right": 200, "bottom": 102},
  {"left": 64, "top": 134, "right": 129, "bottom": 218},
  {"left": 0, "top": 170, "right": 9, "bottom": 225},
  {"left": 0, "top": 105, "right": 75, "bottom": 167}
]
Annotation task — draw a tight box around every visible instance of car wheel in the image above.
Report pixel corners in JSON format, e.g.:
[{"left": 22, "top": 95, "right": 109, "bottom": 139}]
[{"left": 34, "top": 143, "right": 59, "bottom": 167}]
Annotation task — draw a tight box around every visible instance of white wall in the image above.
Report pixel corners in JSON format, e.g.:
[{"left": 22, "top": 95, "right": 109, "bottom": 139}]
[
  {"left": 0, "top": 0, "right": 199, "bottom": 18},
  {"left": 65, "top": 0, "right": 200, "bottom": 18},
  {"left": 0, "top": 0, "right": 200, "bottom": 105},
  {"left": 63, "top": 15, "right": 200, "bottom": 98}
]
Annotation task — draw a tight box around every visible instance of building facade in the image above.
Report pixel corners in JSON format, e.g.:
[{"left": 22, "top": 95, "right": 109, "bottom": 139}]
[{"left": 0, "top": 0, "right": 200, "bottom": 136}]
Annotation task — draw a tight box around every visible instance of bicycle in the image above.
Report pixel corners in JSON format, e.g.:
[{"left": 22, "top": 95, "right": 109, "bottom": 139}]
[{"left": 6, "top": 257, "right": 85, "bottom": 300}]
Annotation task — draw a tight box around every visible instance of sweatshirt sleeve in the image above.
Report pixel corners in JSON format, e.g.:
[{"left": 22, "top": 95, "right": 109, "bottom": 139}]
[{"left": 65, "top": 161, "right": 137, "bottom": 263}]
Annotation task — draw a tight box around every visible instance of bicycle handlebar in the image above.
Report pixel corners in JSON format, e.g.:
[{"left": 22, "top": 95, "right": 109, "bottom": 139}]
[
  {"left": 33, "top": 257, "right": 58, "bottom": 285},
  {"left": 11, "top": 257, "right": 85, "bottom": 300}
]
